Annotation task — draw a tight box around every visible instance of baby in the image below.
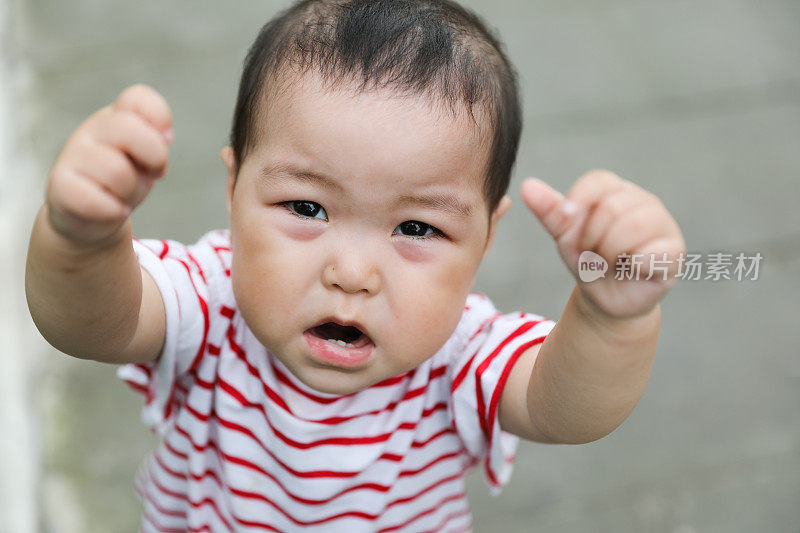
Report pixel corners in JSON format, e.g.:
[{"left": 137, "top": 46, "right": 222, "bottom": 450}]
[{"left": 26, "top": 0, "right": 685, "bottom": 531}]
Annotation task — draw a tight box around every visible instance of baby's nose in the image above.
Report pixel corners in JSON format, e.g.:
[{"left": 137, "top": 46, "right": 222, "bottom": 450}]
[{"left": 322, "top": 245, "right": 381, "bottom": 295}]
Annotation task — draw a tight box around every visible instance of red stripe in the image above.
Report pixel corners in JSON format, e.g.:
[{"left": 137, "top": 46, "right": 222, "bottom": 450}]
[
  {"left": 141, "top": 477, "right": 186, "bottom": 520},
  {"left": 376, "top": 491, "right": 468, "bottom": 532},
  {"left": 163, "top": 437, "right": 188, "bottom": 460},
  {"left": 189, "top": 365, "right": 451, "bottom": 452},
  {"left": 166, "top": 413, "right": 455, "bottom": 479},
  {"left": 384, "top": 469, "right": 466, "bottom": 509},
  {"left": 171, "top": 422, "right": 353, "bottom": 478},
  {"left": 141, "top": 507, "right": 185, "bottom": 533},
  {"left": 441, "top": 521, "right": 473, "bottom": 533},
  {"left": 147, "top": 463, "right": 233, "bottom": 531},
  {"left": 222, "top": 518, "right": 281, "bottom": 532},
  {"left": 159, "top": 256, "right": 210, "bottom": 424},
  {"left": 126, "top": 362, "right": 154, "bottom": 404},
  {"left": 150, "top": 451, "right": 468, "bottom": 530},
  {"left": 230, "top": 465, "right": 468, "bottom": 527},
  {"left": 487, "top": 335, "right": 547, "bottom": 440},
  {"left": 220, "top": 373, "right": 434, "bottom": 424},
  {"left": 269, "top": 359, "right": 416, "bottom": 405},
  {"left": 159, "top": 240, "right": 169, "bottom": 260},
  {"left": 210, "top": 243, "right": 232, "bottom": 278},
  {"left": 123, "top": 379, "right": 148, "bottom": 396},
  {"left": 469, "top": 312, "right": 503, "bottom": 343},
  {"left": 152, "top": 450, "right": 223, "bottom": 492},
  {"left": 153, "top": 452, "right": 188, "bottom": 481},
  {"left": 134, "top": 363, "right": 153, "bottom": 377},
  {"left": 419, "top": 507, "right": 471, "bottom": 533},
  {"left": 186, "top": 250, "right": 207, "bottom": 284},
  {"left": 211, "top": 243, "right": 231, "bottom": 277},
  {"left": 410, "top": 427, "right": 456, "bottom": 449},
  {"left": 191, "top": 392, "right": 447, "bottom": 448},
  {"left": 483, "top": 335, "right": 547, "bottom": 487},
  {"left": 218, "top": 359, "right": 446, "bottom": 425},
  {"left": 155, "top": 436, "right": 464, "bottom": 510},
  {"left": 450, "top": 312, "right": 502, "bottom": 393},
  {"left": 168, "top": 257, "right": 210, "bottom": 375},
  {"left": 475, "top": 320, "right": 545, "bottom": 440},
  {"left": 399, "top": 449, "right": 460, "bottom": 477},
  {"left": 193, "top": 375, "right": 214, "bottom": 390}
]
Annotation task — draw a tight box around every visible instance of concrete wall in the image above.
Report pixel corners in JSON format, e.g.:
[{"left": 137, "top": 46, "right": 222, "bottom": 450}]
[{"left": 2, "top": 0, "right": 798, "bottom": 531}]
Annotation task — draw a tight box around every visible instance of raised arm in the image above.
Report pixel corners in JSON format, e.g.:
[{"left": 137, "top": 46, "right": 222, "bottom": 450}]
[
  {"left": 25, "top": 84, "right": 173, "bottom": 364},
  {"left": 499, "top": 170, "right": 685, "bottom": 444}
]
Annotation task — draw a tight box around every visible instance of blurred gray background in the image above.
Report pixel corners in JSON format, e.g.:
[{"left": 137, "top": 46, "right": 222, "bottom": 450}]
[{"left": 1, "top": 0, "right": 798, "bottom": 531}]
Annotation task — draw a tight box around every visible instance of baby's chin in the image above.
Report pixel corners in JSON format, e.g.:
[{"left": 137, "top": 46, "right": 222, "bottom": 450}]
[{"left": 287, "top": 359, "right": 384, "bottom": 396}]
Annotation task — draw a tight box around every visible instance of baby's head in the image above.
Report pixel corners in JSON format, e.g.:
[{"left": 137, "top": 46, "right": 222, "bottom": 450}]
[{"left": 220, "top": 0, "right": 523, "bottom": 394}]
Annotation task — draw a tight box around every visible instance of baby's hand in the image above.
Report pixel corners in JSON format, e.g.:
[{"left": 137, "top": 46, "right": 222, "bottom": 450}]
[
  {"left": 46, "top": 84, "right": 173, "bottom": 245},
  {"left": 521, "top": 170, "right": 686, "bottom": 319}
]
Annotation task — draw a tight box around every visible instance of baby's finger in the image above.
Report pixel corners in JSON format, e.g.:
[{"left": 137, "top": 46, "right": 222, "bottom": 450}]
[
  {"left": 112, "top": 84, "right": 173, "bottom": 140},
  {"left": 520, "top": 178, "right": 574, "bottom": 241},
  {"left": 565, "top": 169, "right": 627, "bottom": 213},
  {"left": 595, "top": 204, "right": 674, "bottom": 266},
  {"left": 633, "top": 236, "right": 686, "bottom": 281},
  {"left": 578, "top": 187, "right": 651, "bottom": 254},
  {"left": 48, "top": 166, "right": 130, "bottom": 228},
  {"left": 70, "top": 141, "right": 153, "bottom": 209},
  {"left": 90, "top": 108, "right": 169, "bottom": 176}
]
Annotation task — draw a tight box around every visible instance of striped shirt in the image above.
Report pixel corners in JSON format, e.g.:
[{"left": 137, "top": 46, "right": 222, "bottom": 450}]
[{"left": 118, "top": 230, "right": 556, "bottom": 532}]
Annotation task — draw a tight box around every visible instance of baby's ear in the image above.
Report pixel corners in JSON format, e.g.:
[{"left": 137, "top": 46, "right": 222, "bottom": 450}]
[
  {"left": 484, "top": 195, "right": 512, "bottom": 260},
  {"left": 221, "top": 147, "right": 236, "bottom": 214}
]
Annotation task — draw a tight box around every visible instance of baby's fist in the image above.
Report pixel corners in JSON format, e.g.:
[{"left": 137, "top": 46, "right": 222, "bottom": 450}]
[
  {"left": 522, "top": 170, "right": 686, "bottom": 319},
  {"left": 46, "top": 84, "right": 173, "bottom": 245}
]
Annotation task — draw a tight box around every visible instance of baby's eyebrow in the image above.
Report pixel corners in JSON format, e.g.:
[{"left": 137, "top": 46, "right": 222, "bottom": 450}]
[
  {"left": 259, "top": 161, "right": 473, "bottom": 218},
  {"left": 396, "top": 193, "right": 473, "bottom": 218},
  {"left": 258, "top": 162, "right": 342, "bottom": 192}
]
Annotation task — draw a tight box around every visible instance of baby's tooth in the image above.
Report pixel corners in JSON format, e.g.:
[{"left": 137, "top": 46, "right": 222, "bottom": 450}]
[{"left": 326, "top": 339, "right": 356, "bottom": 349}]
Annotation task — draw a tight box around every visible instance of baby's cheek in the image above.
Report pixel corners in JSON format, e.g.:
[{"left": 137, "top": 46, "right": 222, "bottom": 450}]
[
  {"left": 392, "top": 240, "right": 441, "bottom": 263},
  {"left": 276, "top": 217, "right": 325, "bottom": 241},
  {"left": 399, "top": 281, "right": 467, "bottom": 356}
]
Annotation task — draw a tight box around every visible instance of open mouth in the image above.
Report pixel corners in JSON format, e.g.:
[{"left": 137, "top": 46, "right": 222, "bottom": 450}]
[
  {"left": 304, "top": 320, "right": 375, "bottom": 367},
  {"left": 308, "top": 322, "right": 371, "bottom": 348}
]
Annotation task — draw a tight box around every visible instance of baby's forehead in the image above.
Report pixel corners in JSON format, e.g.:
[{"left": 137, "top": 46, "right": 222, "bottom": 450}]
[
  {"left": 245, "top": 70, "right": 494, "bottom": 212},
  {"left": 251, "top": 73, "right": 491, "bottom": 196},
  {"left": 261, "top": 67, "right": 493, "bottom": 146}
]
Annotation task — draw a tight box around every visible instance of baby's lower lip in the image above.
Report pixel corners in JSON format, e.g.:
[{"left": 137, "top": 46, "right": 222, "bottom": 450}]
[{"left": 303, "top": 331, "right": 375, "bottom": 369}]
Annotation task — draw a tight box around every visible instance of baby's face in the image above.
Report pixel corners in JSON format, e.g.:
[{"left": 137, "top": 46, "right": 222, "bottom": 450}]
[{"left": 224, "top": 72, "right": 508, "bottom": 395}]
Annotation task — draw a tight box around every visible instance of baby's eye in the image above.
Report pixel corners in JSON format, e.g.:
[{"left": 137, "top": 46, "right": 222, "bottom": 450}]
[
  {"left": 284, "top": 201, "right": 327, "bottom": 220},
  {"left": 393, "top": 220, "right": 441, "bottom": 238}
]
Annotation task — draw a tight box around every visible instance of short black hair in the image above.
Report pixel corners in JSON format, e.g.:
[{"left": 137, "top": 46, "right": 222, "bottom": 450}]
[{"left": 229, "top": 0, "right": 522, "bottom": 214}]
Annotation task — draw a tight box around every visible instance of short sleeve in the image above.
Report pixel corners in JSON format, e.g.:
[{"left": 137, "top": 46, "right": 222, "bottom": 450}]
[
  {"left": 449, "top": 293, "right": 556, "bottom": 495},
  {"left": 116, "top": 232, "right": 226, "bottom": 435}
]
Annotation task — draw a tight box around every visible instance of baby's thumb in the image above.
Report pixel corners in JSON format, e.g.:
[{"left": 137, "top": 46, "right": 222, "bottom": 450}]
[{"left": 520, "top": 178, "right": 577, "bottom": 241}]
